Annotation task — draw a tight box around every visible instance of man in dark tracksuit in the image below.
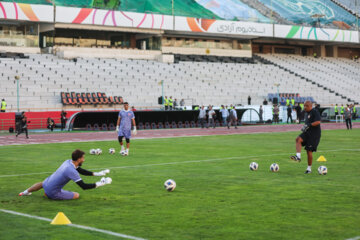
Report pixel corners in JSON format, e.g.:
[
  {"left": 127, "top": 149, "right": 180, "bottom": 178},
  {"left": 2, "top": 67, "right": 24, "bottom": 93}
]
[{"left": 291, "top": 101, "right": 321, "bottom": 174}]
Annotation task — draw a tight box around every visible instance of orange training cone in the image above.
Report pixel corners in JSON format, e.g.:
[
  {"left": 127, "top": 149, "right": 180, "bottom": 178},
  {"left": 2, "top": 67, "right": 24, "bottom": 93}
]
[{"left": 50, "top": 212, "right": 71, "bottom": 225}]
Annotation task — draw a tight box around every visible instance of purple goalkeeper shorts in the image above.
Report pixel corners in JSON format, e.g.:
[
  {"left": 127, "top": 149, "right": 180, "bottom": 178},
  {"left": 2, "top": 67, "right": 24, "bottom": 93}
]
[
  {"left": 118, "top": 129, "right": 131, "bottom": 139},
  {"left": 45, "top": 189, "right": 75, "bottom": 200}
]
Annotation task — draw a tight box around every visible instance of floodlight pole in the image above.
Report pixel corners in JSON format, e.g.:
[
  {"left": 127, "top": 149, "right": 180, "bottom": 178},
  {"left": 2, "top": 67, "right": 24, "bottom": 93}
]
[
  {"left": 15, "top": 76, "right": 20, "bottom": 112},
  {"left": 172, "top": 0, "right": 175, "bottom": 30},
  {"left": 274, "top": 83, "right": 280, "bottom": 103},
  {"left": 161, "top": 80, "right": 164, "bottom": 109},
  {"left": 357, "top": 0, "right": 359, "bottom": 31}
]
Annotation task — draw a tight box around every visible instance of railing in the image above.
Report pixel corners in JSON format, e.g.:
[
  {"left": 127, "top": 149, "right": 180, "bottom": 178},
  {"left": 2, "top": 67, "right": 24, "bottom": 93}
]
[
  {"left": 0, "top": 118, "right": 52, "bottom": 131},
  {"left": 1, "top": 105, "right": 162, "bottom": 113}
]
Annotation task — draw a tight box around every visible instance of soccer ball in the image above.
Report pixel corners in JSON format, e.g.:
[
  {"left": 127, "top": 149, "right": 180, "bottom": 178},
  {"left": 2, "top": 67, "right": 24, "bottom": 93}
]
[
  {"left": 109, "top": 148, "right": 115, "bottom": 154},
  {"left": 95, "top": 148, "right": 102, "bottom": 155},
  {"left": 164, "top": 179, "right": 176, "bottom": 192},
  {"left": 270, "top": 163, "right": 279, "bottom": 172},
  {"left": 89, "top": 149, "right": 96, "bottom": 155},
  {"left": 249, "top": 162, "right": 258, "bottom": 171},
  {"left": 318, "top": 166, "right": 327, "bottom": 175}
]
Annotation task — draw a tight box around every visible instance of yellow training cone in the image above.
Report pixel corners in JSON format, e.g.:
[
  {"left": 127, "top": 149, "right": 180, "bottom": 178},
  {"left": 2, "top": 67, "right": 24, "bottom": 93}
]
[
  {"left": 50, "top": 212, "right": 71, "bottom": 225},
  {"left": 317, "top": 155, "right": 327, "bottom": 162}
]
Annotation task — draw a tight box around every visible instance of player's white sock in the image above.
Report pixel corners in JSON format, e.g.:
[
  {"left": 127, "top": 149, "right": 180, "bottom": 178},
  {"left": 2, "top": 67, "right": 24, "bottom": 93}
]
[
  {"left": 19, "top": 189, "right": 31, "bottom": 196},
  {"left": 126, "top": 148, "right": 129, "bottom": 154},
  {"left": 296, "top": 153, "right": 301, "bottom": 159},
  {"left": 120, "top": 146, "right": 124, "bottom": 152},
  {"left": 307, "top": 166, "right": 312, "bottom": 171}
]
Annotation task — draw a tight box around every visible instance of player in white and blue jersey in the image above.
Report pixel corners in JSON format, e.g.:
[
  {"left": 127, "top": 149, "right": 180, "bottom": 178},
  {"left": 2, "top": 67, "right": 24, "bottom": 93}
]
[
  {"left": 19, "top": 150, "right": 112, "bottom": 200},
  {"left": 116, "top": 102, "right": 137, "bottom": 156}
]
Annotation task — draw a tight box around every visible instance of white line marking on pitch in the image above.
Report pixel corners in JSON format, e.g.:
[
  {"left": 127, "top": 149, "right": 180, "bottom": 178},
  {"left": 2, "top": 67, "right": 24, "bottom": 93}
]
[
  {"left": 346, "top": 237, "right": 360, "bottom": 240},
  {"left": 0, "top": 148, "right": 359, "bottom": 178},
  {"left": 0, "top": 209, "right": 146, "bottom": 240}
]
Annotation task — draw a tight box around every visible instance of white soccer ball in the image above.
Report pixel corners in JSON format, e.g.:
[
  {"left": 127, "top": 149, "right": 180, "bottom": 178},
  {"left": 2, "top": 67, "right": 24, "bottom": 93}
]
[
  {"left": 89, "top": 149, "right": 96, "bottom": 155},
  {"left": 318, "top": 166, "right": 328, "bottom": 175},
  {"left": 270, "top": 163, "right": 279, "bottom": 172},
  {"left": 249, "top": 162, "right": 258, "bottom": 171},
  {"left": 95, "top": 148, "right": 102, "bottom": 155},
  {"left": 109, "top": 148, "right": 116, "bottom": 154},
  {"left": 164, "top": 179, "right": 176, "bottom": 192}
]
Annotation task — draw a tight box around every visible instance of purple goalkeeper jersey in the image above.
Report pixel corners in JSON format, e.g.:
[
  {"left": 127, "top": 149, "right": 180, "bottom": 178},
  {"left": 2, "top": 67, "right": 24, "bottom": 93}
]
[
  {"left": 42, "top": 160, "right": 81, "bottom": 196},
  {"left": 118, "top": 110, "right": 135, "bottom": 132}
]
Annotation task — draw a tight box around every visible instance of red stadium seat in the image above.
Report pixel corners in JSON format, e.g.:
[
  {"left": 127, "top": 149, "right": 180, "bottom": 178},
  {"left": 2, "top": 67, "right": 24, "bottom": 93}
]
[{"left": 91, "top": 93, "right": 100, "bottom": 104}]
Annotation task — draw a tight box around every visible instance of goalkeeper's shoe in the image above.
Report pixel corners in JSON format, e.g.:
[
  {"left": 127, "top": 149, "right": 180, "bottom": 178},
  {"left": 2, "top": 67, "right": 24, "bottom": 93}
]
[
  {"left": 304, "top": 170, "right": 312, "bottom": 174},
  {"left": 19, "top": 191, "right": 32, "bottom": 196},
  {"left": 290, "top": 155, "right": 301, "bottom": 162}
]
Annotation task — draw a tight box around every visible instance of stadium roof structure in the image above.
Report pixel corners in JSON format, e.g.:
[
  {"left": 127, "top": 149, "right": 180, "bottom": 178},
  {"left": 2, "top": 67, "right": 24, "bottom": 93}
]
[{"left": 0, "top": 0, "right": 359, "bottom": 43}]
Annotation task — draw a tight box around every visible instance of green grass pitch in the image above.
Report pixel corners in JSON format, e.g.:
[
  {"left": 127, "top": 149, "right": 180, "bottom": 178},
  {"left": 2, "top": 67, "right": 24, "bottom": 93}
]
[{"left": 0, "top": 129, "right": 359, "bottom": 240}]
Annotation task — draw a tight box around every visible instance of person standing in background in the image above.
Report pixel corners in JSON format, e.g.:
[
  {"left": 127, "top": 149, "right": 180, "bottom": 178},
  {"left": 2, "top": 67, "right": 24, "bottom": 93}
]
[
  {"left": 287, "top": 105, "right": 292, "bottom": 124},
  {"left": 61, "top": 110, "right": 67, "bottom": 131},
  {"left": 207, "top": 106, "right": 216, "bottom": 128},
  {"left": 334, "top": 104, "right": 338, "bottom": 116},
  {"left": 259, "top": 105, "right": 263, "bottom": 122},
  {"left": 220, "top": 105, "right": 229, "bottom": 127},
  {"left": 198, "top": 106, "right": 206, "bottom": 128},
  {"left": 344, "top": 105, "right": 352, "bottom": 130},
  {"left": 1, "top": 99, "right": 6, "bottom": 112},
  {"left": 273, "top": 105, "right": 279, "bottom": 124},
  {"left": 16, "top": 112, "right": 29, "bottom": 139}
]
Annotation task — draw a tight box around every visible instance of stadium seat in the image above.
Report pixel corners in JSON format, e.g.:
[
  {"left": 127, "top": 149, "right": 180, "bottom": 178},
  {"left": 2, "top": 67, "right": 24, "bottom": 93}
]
[
  {"left": 171, "top": 121, "right": 177, "bottom": 128},
  {"left": 108, "top": 123, "right": 115, "bottom": 131},
  {"left": 145, "top": 122, "right": 151, "bottom": 129},
  {"left": 92, "top": 93, "right": 100, "bottom": 104},
  {"left": 108, "top": 96, "right": 115, "bottom": 104},
  {"left": 93, "top": 123, "right": 100, "bottom": 131},
  {"left": 151, "top": 122, "right": 157, "bottom": 129},
  {"left": 138, "top": 122, "right": 144, "bottom": 130},
  {"left": 184, "top": 121, "right": 190, "bottom": 128},
  {"left": 101, "top": 123, "right": 108, "bottom": 131},
  {"left": 158, "top": 122, "right": 164, "bottom": 129},
  {"left": 177, "top": 121, "right": 183, "bottom": 128},
  {"left": 86, "top": 124, "right": 92, "bottom": 131},
  {"left": 164, "top": 122, "right": 170, "bottom": 129},
  {"left": 190, "top": 121, "right": 196, "bottom": 128}
]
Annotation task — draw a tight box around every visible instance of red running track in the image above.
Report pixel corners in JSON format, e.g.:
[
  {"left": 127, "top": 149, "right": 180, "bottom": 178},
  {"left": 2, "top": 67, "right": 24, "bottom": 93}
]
[{"left": 0, "top": 123, "right": 359, "bottom": 146}]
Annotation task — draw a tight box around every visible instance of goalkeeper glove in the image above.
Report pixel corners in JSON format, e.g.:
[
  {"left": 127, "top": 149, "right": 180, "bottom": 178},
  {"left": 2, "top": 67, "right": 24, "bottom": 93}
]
[
  {"left": 116, "top": 126, "right": 119, "bottom": 132},
  {"left": 132, "top": 126, "right": 137, "bottom": 135},
  {"left": 93, "top": 169, "right": 110, "bottom": 177},
  {"left": 301, "top": 124, "right": 309, "bottom": 132},
  {"left": 95, "top": 177, "right": 112, "bottom": 188}
]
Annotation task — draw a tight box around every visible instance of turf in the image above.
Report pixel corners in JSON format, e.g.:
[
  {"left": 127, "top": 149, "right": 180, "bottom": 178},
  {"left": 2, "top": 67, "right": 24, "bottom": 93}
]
[{"left": 0, "top": 129, "right": 359, "bottom": 240}]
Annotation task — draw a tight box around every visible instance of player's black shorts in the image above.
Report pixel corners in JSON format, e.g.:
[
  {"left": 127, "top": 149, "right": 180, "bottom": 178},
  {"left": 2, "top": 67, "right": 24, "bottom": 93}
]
[{"left": 299, "top": 131, "right": 321, "bottom": 152}]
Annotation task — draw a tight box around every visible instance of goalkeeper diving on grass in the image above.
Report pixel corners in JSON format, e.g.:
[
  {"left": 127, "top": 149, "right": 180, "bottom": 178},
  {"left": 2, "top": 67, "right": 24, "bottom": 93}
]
[{"left": 19, "top": 149, "right": 112, "bottom": 200}]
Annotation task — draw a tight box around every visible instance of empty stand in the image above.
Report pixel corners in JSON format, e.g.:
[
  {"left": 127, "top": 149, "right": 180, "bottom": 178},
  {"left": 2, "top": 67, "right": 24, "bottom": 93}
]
[
  {"left": 258, "top": 54, "right": 360, "bottom": 104},
  {"left": 1, "top": 53, "right": 358, "bottom": 111}
]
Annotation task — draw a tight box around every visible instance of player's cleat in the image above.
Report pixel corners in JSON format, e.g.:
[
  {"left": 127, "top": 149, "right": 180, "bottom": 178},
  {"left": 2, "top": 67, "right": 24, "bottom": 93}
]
[
  {"left": 304, "top": 170, "right": 312, "bottom": 174},
  {"left": 290, "top": 155, "right": 301, "bottom": 162},
  {"left": 19, "top": 191, "right": 32, "bottom": 196}
]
